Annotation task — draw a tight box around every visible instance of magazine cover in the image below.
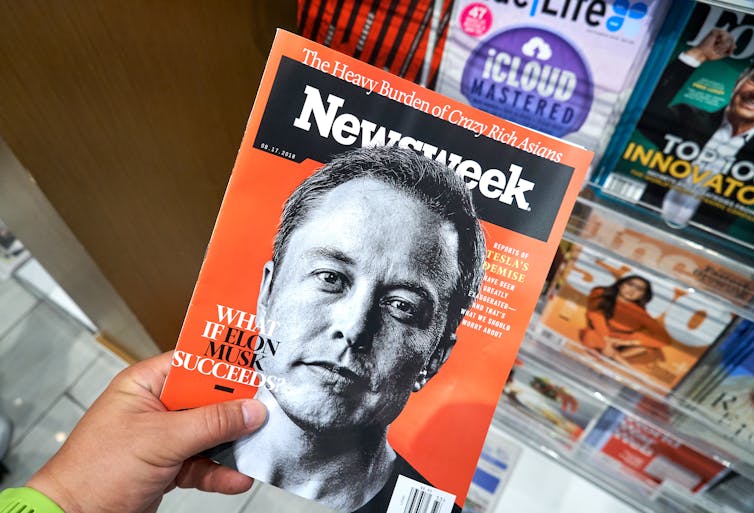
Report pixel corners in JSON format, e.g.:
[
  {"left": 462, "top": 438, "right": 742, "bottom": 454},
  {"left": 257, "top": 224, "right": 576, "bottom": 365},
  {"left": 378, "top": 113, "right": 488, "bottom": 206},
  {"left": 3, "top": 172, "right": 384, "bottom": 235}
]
[
  {"left": 433, "top": 0, "right": 670, "bottom": 161},
  {"left": 424, "top": 0, "right": 455, "bottom": 89},
  {"left": 159, "top": 30, "right": 591, "bottom": 513},
  {"left": 576, "top": 207, "right": 754, "bottom": 307},
  {"left": 297, "top": 0, "right": 439, "bottom": 85},
  {"left": 677, "top": 320, "right": 754, "bottom": 447},
  {"left": 675, "top": 319, "right": 753, "bottom": 404},
  {"left": 584, "top": 406, "right": 726, "bottom": 492},
  {"left": 501, "top": 356, "right": 604, "bottom": 442},
  {"left": 539, "top": 243, "right": 736, "bottom": 393},
  {"left": 462, "top": 427, "right": 522, "bottom": 513},
  {"left": 597, "top": 2, "right": 754, "bottom": 252}
]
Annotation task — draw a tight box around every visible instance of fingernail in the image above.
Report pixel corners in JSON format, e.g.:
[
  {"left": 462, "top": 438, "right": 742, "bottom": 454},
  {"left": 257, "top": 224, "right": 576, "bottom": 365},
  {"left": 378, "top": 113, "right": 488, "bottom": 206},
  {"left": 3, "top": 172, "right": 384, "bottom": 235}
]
[{"left": 242, "top": 400, "right": 268, "bottom": 429}]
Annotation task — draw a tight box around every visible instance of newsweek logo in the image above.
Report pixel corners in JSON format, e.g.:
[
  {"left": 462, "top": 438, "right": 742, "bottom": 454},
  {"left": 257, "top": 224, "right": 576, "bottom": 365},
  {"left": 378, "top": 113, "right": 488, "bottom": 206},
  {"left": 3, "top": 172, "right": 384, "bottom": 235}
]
[
  {"left": 293, "top": 85, "right": 535, "bottom": 211},
  {"left": 254, "top": 56, "right": 575, "bottom": 242}
]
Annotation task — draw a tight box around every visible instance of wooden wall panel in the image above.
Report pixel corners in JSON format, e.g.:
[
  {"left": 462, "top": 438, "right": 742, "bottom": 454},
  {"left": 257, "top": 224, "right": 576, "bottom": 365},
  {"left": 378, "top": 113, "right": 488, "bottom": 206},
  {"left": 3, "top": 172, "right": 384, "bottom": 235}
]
[
  {"left": 0, "top": 139, "right": 157, "bottom": 360},
  {"left": 0, "top": 2, "right": 297, "bottom": 353}
]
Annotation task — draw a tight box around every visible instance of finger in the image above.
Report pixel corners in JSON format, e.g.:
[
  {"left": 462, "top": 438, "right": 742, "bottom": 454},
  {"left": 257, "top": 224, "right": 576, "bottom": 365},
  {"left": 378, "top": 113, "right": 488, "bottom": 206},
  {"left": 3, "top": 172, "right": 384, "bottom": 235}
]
[
  {"left": 115, "top": 351, "right": 175, "bottom": 397},
  {"left": 175, "top": 457, "right": 254, "bottom": 494},
  {"left": 162, "top": 399, "right": 267, "bottom": 459}
]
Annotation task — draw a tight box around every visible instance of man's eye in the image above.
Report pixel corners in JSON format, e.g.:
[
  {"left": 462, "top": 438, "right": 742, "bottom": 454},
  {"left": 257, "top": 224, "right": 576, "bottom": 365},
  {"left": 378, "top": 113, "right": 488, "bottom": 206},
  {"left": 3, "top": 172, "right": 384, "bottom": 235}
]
[
  {"left": 314, "top": 271, "right": 347, "bottom": 291},
  {"left": 384, "top": 298, "right": 419, "bottom": 320}
]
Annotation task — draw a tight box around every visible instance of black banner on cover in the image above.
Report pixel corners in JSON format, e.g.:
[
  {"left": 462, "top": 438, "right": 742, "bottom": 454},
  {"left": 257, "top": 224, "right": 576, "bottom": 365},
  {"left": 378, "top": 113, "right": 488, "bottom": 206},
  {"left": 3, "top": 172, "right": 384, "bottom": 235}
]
[{"left": 254, "top": 57, "right": 574, "bottom": 242}]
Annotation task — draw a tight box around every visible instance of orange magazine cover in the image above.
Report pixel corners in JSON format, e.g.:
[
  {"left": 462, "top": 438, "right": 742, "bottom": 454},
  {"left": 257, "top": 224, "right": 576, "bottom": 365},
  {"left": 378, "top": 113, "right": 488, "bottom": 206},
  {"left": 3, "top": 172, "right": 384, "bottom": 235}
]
[
  {"left": 159, "top": 29, "right": 592, "bottom": 513},
  {"left": 539, "top": 243, "right": 737, "bottom": 394}
]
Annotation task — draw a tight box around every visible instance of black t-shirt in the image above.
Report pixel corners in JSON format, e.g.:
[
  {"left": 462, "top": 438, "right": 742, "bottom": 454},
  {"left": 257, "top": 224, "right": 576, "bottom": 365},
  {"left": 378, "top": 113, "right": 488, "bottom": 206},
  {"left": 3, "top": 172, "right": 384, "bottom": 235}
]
[
  {"left": 353, "top": 453, "right": 462, "bottom": 513},
  {"left": 209, "top": 443, "right": 462, "bottom": 513}
]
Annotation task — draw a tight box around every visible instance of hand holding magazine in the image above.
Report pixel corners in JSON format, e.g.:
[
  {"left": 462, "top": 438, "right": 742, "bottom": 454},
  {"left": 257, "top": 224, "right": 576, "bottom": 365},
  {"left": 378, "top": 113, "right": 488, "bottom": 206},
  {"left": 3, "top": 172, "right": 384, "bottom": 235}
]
[{"left": 160, "top": 29, "right": 592, "bottom": 513}]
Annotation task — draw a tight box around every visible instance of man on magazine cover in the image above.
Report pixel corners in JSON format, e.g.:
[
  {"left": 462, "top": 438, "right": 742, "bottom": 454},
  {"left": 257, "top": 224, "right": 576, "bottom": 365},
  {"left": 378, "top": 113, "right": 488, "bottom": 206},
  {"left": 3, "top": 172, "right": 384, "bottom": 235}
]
[
  {"left": 638, "top": 27, "right": 754, "bottom": 230},
  {"left": 224, "top": 146, "right": 485, "bottom": 513}
]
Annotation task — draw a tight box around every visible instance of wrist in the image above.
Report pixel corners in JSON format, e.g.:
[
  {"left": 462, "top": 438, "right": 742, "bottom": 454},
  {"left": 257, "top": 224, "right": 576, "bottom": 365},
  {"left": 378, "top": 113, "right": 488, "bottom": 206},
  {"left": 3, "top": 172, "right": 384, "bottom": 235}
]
[
  {"left": 681, "top": 49, "right": 705, "bottom": 66},
  {"left": 0, "top": 487, "right": 66, "bottom": 513},
  {"left": 27, "top": 471, "right": 84, "bottom": 513}
]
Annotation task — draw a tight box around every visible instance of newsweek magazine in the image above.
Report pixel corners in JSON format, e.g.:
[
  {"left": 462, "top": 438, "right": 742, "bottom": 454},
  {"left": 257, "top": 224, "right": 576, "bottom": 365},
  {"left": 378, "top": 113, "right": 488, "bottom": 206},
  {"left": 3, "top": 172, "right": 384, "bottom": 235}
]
[{"left": 159, "top": 30, "right": 591, "bottom": 513}]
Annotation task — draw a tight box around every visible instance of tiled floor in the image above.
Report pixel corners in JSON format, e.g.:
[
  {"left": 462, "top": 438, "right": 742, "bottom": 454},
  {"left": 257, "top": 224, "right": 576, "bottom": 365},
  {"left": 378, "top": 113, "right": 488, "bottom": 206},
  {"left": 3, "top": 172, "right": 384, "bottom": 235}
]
[{"left": 0, "top": 275, "right": 332, "bottom": 513}]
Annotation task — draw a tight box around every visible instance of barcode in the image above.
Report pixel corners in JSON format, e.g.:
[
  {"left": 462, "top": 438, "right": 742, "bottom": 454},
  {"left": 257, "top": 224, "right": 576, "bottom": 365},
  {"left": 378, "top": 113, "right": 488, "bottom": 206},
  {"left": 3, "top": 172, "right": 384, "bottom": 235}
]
[
  {"left": 403, "top": 487, "right": 442, "bottom": 513},
  {"left": 386, "top": 475, "right": 455, "bottom": 513},
  {"left": 602, "top": 173, "right": 645, "bottom": 202}
]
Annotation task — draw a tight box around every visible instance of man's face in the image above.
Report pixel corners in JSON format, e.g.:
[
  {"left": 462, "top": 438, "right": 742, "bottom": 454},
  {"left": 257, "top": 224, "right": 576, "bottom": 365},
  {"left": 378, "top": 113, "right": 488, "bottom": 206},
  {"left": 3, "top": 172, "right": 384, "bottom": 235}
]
[
  {"left": 257, "top": 177, "right": 460, "bottom": 433},
  {"left": 728, "top": 73, "right": 754, "bottom": 126}
]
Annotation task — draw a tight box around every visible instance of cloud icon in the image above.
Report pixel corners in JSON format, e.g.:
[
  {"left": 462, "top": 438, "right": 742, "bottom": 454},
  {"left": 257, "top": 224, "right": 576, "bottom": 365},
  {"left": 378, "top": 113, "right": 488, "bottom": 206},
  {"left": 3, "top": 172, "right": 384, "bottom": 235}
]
[{"left": 521, "top": 37, "right": 552, "bottom": 61}]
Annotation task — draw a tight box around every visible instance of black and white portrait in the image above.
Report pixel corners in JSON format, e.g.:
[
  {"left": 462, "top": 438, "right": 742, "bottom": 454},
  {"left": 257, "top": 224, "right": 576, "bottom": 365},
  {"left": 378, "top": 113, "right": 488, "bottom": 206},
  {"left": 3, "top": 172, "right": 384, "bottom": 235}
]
[{"left": 219, "top": 146, "right": 485, "bottom": 513}]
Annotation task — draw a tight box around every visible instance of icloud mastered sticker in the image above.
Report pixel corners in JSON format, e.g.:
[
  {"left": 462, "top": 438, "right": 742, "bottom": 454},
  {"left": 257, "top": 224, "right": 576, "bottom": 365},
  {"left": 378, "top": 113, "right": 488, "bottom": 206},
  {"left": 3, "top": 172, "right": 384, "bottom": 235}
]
[{"left": 461, "top": 27, "right": 593, "bottom": 137}]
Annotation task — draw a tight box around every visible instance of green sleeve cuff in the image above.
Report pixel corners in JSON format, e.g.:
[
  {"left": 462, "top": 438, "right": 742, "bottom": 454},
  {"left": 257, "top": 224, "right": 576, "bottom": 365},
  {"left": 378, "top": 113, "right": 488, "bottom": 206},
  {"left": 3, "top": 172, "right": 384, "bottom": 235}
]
[{"left": 0, "top": 487, "right": 67, "bottom": 513}]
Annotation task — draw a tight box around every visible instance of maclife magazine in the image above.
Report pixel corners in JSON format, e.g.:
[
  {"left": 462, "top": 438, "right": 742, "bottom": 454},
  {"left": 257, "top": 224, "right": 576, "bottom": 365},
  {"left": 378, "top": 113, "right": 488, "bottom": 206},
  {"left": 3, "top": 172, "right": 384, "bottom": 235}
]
[{"left": 159, "top": 29, "right": 592, "bottom": 513}]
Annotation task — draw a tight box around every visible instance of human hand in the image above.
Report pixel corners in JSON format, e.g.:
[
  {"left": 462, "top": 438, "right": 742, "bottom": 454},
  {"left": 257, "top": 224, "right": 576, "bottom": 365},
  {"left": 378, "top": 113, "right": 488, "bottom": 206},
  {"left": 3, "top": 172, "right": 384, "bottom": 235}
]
[
  {"left": 26, "top": 352, "right": 267, "bottom": 513},
  {"left": 608, "top": 337, "right": 641, "bottom": 348},
  {"left": 600, "top": 337, "right": 621, "bottom": 358},
  {"left": 686, "top": 28, "right": 735, "bottom": 63}
]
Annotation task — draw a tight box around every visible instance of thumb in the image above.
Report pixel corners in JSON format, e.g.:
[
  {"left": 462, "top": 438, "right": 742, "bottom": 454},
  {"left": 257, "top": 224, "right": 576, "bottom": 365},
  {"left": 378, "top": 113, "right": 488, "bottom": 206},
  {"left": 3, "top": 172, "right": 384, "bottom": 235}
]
[{"left": 163, "top": 399, "right": 267, "bottom": 460}]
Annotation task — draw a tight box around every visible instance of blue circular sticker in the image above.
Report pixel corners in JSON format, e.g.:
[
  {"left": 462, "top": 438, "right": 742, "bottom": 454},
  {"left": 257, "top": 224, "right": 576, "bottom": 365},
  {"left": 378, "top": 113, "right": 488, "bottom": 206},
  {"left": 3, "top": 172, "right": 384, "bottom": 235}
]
[{"left": 461, "top": 27, "right": 593, "bottom": 137}]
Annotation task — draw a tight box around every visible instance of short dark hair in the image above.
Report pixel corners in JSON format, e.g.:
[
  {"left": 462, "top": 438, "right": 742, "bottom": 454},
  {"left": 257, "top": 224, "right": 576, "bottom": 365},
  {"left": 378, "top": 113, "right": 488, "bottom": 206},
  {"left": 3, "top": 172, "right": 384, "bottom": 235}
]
[{"left": 272, "top": 146, "right": 486, "bottom": 333}]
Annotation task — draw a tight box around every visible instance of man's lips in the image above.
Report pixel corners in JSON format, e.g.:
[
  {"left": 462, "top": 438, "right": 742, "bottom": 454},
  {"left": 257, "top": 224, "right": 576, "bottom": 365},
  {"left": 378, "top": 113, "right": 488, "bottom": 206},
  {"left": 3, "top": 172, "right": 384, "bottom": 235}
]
[{"left": 301, "top": 360, "right": 369, "bottom": 385}]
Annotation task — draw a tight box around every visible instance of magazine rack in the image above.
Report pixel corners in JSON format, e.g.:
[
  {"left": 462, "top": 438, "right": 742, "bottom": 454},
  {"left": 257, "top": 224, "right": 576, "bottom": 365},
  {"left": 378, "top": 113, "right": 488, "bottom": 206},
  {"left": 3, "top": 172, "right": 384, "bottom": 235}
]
[
  {"left": 521, "top": 327, "right": 754, "bottom": 469},
  {"left": 486, "top": 1, "right": 754, "bottom": 511},
  {"left": 494, "top": 404, "right": 723, "bottom": 513},
  {"left": 566, "top": 194, "right": 754, "bottom": 315}
]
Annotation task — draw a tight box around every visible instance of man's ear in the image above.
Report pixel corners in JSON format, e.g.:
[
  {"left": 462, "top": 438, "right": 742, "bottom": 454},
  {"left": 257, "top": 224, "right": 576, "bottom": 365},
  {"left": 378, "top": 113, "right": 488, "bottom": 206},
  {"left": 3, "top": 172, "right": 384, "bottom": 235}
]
[
  {"left": 413, "top": 333, "right": 457, "bottom": 392},
  {"left": 257, "top": 260, "right": 275, "bottom": 316}
]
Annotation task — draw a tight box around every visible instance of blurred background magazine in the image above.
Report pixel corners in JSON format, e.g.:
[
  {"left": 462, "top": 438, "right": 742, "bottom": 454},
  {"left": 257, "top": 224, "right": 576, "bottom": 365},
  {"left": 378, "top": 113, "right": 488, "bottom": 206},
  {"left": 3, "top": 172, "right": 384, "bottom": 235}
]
[
  {"left": 297, "top": 0, "right": 441, "bottom": 85},
  {"left": 539, "top": 243, "right": 736, "bottom": 393},
  {"left": 594, "top": 2, "right": 754, "bottom": 255},
  {"left": 462, "top": 427, "right": 522, "bottom": 513},
  {"left": 675, "top": 319, "right": 754, "bottom": 446},
  {"left": 434, "top": 0, "right": 671, "bottom": 177},
  {"left": 583, "top": 406, "right": 726, "bottom": 493},
  {"left": 501, "top": 356, "right": 604, "bottom": 443}
]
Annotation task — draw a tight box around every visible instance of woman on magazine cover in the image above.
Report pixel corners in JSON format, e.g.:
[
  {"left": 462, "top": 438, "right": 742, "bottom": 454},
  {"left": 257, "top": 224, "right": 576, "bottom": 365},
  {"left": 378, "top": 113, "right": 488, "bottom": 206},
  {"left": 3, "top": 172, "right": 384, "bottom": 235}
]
[{"left": 579, "top": 275, "right": 671, "bottom": 365}]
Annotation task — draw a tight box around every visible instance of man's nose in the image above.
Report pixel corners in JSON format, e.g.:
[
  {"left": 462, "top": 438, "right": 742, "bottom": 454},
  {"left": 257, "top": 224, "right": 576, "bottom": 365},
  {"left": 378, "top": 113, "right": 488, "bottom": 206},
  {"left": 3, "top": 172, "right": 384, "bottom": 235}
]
[{"left": 329, "top": 286, "right": 376, "bottom": 351}]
